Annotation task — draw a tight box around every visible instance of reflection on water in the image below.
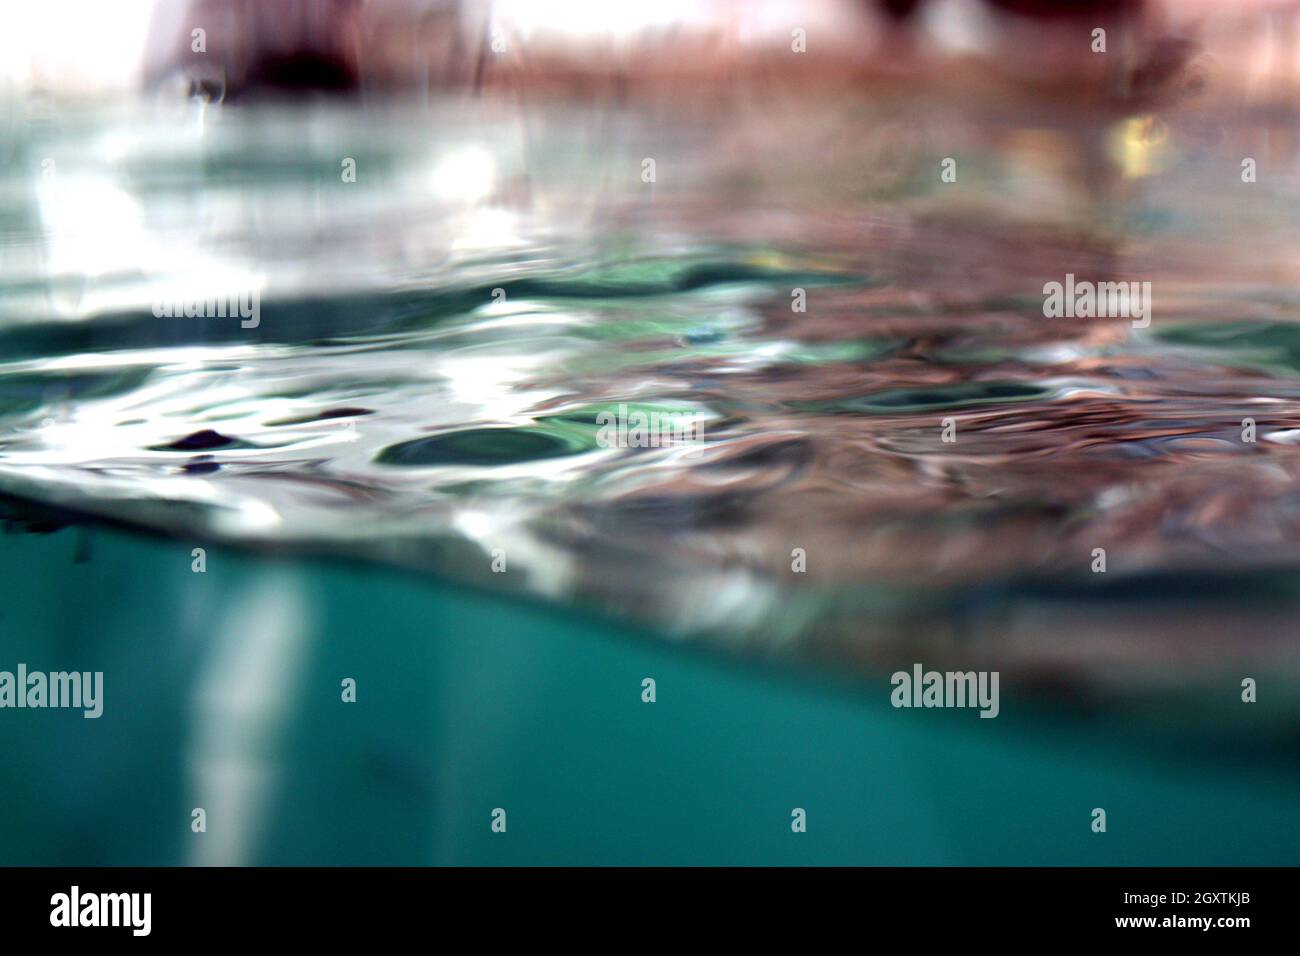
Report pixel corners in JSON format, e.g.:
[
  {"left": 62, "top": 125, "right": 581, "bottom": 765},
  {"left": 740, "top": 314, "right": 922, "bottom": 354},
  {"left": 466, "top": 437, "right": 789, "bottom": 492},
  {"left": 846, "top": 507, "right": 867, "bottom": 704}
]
[
  {"left": 2, "top": 95, "right": 1300, "bottom": 703},
  {"left": 186, "top": 567, "right": 309, "bottom": 865}
]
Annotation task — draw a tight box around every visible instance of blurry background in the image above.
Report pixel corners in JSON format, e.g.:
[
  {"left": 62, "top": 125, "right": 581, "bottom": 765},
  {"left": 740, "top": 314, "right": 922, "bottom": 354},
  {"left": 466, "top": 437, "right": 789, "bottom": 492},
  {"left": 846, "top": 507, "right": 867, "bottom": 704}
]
[
  {"left": 0, "top": 0, "right": 1298, "bottom": 864},
  {"left": 3, "top": 1, "right": 1299, "bottom": 101}
]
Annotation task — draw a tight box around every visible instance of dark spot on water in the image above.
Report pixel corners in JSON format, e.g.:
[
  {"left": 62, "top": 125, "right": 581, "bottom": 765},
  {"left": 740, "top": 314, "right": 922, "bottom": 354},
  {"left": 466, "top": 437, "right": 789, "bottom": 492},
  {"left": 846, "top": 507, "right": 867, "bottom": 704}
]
[
  {"left": 3, "top": 517, "right": 63, "bottom": 535},
  {"left": 73, "top": 528, "right": 92, "bottom": 564},
  {"left": 376, "top": 428, "right": 583, "bottom": 467},
  {"left": 266, "top": 406, "right": 374, "bottom": 426},
  {"left": 156, "top": 430, "right": 238, "bottom": 451},
  {"left": 182, "top": 458, "right": 221, "bottom": 475},
  {"left": 805, "top": 381, "right": 1051, "bottom": 413},
  {"left": 681, "top": 328, "right": 725, "bottom": 345}
]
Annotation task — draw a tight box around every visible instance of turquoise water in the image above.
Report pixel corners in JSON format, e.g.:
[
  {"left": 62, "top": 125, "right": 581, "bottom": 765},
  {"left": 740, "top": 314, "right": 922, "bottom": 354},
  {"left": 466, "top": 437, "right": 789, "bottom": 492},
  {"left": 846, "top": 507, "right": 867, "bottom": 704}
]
[
  {"left": 0, "top": 523, "right": 1296, "bottom": 865},
  {"left": 1, "top": 99, "right": 1299, "bottom": 864}
]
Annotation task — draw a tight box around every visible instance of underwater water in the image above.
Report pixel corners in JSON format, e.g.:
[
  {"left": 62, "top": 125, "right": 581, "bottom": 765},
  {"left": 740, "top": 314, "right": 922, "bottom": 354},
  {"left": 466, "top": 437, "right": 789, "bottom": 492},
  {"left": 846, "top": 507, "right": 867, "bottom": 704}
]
[{"left": 0, "top": 97, "right": 1298, "bottom": 863}]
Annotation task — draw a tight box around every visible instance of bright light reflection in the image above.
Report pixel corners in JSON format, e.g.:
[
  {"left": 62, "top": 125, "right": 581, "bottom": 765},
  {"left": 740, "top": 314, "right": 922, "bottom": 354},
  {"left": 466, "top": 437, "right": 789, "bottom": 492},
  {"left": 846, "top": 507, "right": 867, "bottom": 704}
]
[{"left": 431, "top": 145, "right": 496, "bottom": 204}]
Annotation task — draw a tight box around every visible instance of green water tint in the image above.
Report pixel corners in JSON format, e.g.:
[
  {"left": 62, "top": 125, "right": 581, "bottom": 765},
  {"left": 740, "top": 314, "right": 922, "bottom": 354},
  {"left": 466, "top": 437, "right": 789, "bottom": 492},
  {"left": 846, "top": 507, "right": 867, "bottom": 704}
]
[
  {"left": 0, "top": 524, "right": 1296, "bottom": 865},
  {"left": 2, "top": 105, "right": 1300, "bottom": 778},
  {"left": 377, "top": 425, "right": 593, "bottom": 467},
  {"left": 0, "top": 368, "right": 154, "bottom": 417},
  {"left": 0, "top": 257, "right": 868, "bottom": 360},
  {"left": 3, "top": 100, "right": 1300, "bottom": 865},
  {"left": 798, "top": 381, "right": 1053, "bottom": 413},
  {"left": 527, "top": 256, "right": 868, "bottom": 298},
  {"left": 539, "top": 402, "right": 705, "bottom": 428},
  {"left": 376, "top": 402, "right": 716, "bottom": 467},
  {"left": 436, "top": 259, "right": 871, "bottom": 332},
  {"left": 1153, "top": 320, "right": 1300, "bottom": 375}
]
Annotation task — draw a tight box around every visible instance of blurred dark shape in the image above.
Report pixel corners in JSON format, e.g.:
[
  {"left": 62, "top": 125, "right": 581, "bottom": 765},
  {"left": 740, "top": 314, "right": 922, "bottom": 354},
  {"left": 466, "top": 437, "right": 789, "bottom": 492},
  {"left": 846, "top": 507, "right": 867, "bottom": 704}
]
[
  {"left": 134, "top": 0, "right": 1205, "bottom": 110},
  {"left": 241, "top": 49, "right": 357, "bottom": 97},
  {"left": 158, "top": 430, "right": 237, "bottom": 451},
  {"left": 983, "top": 0, "right": 1142, "bottom": 18},
  {"left": 877, "top": 0, "right": 925, "bottom": 20},
  {"left": 874, "top": 0, "right": 1144, "bottom": 19},
  {"left": 1127, "top": 34, "right": 1203, "bottom": 102},
  {"left": 142, "top": 0, "right": 365, "bottom": 101}
]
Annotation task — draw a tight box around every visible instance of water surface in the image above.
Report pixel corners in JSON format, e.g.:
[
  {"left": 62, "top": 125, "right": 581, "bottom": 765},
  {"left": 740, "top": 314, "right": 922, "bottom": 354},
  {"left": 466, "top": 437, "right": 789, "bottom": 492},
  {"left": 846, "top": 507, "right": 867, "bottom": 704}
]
[{"left": 2, "top": 97, "right": 1299, "bottom": 705}]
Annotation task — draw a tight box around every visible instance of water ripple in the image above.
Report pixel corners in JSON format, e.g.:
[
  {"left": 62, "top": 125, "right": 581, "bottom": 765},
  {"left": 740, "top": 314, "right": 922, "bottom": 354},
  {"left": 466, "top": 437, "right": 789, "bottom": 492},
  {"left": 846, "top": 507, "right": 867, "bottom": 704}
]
[{"left": 2, "top": 102, "right": 1299, "bottom": 690}]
